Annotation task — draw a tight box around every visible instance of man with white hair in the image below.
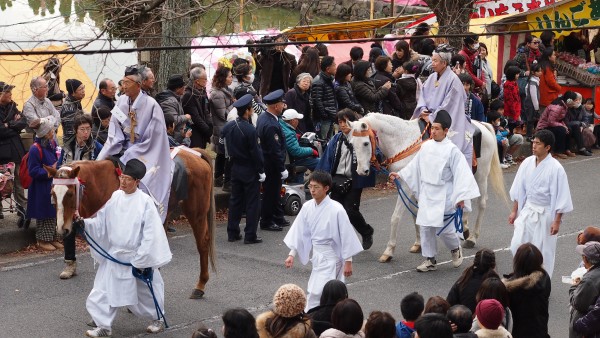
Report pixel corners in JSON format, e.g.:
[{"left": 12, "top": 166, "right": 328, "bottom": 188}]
[
  {"left": 22, "top": 76, "right": 60, "bottom": 133},
  {"left": 413, "top": 44, "right": 474, "bottom": 167},
  {"left": 96, "top": 65, "right": 172, "bottom": 223},
  {"left": 140, "top": 66, "right": 156, "bottom": 97},
  {"left": 182, "top": 66, "right": 212, "bottom": 148}
]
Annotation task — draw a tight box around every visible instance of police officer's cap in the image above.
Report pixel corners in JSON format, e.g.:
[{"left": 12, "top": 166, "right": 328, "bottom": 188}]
[
  {"left": 233, "top": 94, "right": 253, "bottom": 109},
  {"left": 123, "top": 159, "right": 146, "bottom": 180},
  {"left": 263, "top": 89, "right": 285, "bottom": 104}
]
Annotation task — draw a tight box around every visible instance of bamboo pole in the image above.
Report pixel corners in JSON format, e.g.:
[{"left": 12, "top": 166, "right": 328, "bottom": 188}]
[{"left": 239, "top": 0, "right": 244, "bottom": 32}]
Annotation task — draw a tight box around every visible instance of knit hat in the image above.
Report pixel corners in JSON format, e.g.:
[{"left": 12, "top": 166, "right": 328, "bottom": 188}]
[
  {"left": 272, "top": 284, "right": 306, "bottom": 318},
  {"left": 33, "top": 117, "right": 54, "bottom": 138},
  {"left": 66, "top": 79, "right": 83, "bottom": 95},
  {"left": 476, "top": 299, "right": 504, "bottom": 330}
]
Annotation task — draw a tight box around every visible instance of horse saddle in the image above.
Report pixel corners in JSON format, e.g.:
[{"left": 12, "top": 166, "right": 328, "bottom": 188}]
[
  {"left": 171, "top": 156, "right": 189, "bottom": 201},
  {"left": 473, "top": 126, "right": 482, "bottom": 159}
]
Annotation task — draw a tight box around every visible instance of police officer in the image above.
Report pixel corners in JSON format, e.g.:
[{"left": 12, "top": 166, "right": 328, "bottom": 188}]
[
  {"left": 256, "top": 89, "right": 289, "bottom": 231},
  {"left": 221, "top": 94, "right": 265, "bottom": 244}
]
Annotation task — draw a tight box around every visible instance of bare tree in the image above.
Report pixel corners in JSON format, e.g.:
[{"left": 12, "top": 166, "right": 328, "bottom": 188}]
[{"left": 422, "top": 0, "right": 477, "bottom": 49}]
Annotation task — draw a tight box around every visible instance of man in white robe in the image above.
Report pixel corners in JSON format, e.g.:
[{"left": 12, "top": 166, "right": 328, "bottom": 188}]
[
  {"left": 509, "top": 129, "right": 573, "bottom": 278},
  {"left": 390, "top": 111, "right": 480, "bottom": 272},
  {"left": 284, "top": 170, "right": 363, "bottom": 311},
  {"left": 78, "top": 159, "right": 172, "bottom": 337},
  {"left": 97, "top": 65, "right": 172, "bottom": 222},
  {"left": 412, "top": 44, "right": 474, "bottom": 166}
]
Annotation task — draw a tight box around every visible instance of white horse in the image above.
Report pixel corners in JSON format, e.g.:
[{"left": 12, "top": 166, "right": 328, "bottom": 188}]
[{"left": 347, "top": 113, "right": 507, "bottom": 262}]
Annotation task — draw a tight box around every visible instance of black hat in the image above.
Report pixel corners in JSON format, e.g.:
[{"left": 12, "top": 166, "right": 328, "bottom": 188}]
[
  {"left": 166, "top": 75, "right": 185, "bottom": 90},
  {"left": 66, "top": 79, "right": 83, "bottom": 95},
  {"left": 123, "top": 159, "right": 146, "bottom": 180},
  {"left": 263, "top": 89, "right": 285, "bottom": 104},
  {"left": 433, "top": 110, "right": 452, "bottom": 130},
  {"left": 124, "top": 65, "right": 141, "bottom": 76},
  {"left": 0, "top": 81, "right": 15, "bottom": 92},
  {"left": 233, "top": 94, "right": 253, "bottom": 109}
]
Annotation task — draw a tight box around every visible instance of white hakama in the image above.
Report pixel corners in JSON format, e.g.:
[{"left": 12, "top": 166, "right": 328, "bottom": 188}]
[
  {"left": 83, "top": 189, "right": 172, "bottom": 330},
  {"left": 509, "top": 154, "right": 573, "bottom": 277},
  {"left": 399, "top": 138, "right": 480, "bottom": 258},
  {"left": 284, "top": 196, "right": 363, "bottom": 311}
]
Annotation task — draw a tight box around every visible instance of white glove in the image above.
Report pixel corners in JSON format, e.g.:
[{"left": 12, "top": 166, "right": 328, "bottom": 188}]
[
  {"left": 258, "top": 172, "right": 266, "bottom": 182},
  {"left": 281, "top": 169, "right": 289, "bottom": 179}
]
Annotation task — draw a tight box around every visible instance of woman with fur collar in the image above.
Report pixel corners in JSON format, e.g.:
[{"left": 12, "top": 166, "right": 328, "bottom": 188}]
[
  {"left": 256, "top": 284, "right": 316, "bottom": 338},
  {"left": 502, "top": 243, "right": 551, "bottom": 338}
]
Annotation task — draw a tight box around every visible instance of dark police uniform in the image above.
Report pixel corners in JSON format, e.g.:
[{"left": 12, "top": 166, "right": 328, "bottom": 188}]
[
  {"left": 256, "top": 90, "right": 287, "bottom": 231},
  {"left": 221, "top": 95, "right": 265, "bottom": 243}
]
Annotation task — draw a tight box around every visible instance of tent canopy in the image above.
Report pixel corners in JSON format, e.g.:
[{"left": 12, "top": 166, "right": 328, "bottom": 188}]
[
  {"left": 282, "top": 14, "right": 432, "bottom": 42},
  {"left": 0, "top": 45, "right": 96, "bottom": 112}
]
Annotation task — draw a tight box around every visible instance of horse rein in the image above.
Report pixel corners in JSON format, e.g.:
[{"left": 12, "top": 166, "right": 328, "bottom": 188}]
[{"left": 352, "top": 121, "right": 430, "bottom": 171}]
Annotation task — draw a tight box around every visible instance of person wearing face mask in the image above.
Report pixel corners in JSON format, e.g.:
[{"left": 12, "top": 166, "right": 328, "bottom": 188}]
[
  {"left": 536, "top": 90, "right": 579, "bottom": 159},
  {"left": 565, "top": 92, "right": 593, "bottom": 156},
  {"left": 233, "top": 62, "right": 265, "bottom": 116},
  {"left": 458, "top": 33, "right": 485, "bottom": 91}
]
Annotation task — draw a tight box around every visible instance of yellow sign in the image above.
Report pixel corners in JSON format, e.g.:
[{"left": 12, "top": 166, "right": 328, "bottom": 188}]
[{"left": 528, "top": 0, "right": 599, "bottom": 38}]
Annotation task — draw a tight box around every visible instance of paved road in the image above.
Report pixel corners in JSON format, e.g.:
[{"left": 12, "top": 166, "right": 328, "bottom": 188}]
[{"left": 1, "top": 154, "right": 599, "bottom": 337}]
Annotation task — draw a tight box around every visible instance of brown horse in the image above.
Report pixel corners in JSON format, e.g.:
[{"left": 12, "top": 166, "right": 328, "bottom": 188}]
[{"left": 44, "top": 148, "right": 215, "bottom": 299}]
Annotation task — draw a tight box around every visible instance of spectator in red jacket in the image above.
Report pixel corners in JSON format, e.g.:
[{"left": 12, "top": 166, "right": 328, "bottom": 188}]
[
  {"left": 503, "top": 66, "right": 521, "bottom": 124},
  {"left": 458, "top": 33, "right": 485, "bottom": 91}
]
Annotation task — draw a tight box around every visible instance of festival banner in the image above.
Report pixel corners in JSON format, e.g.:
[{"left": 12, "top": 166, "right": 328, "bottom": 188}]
[{"left": 528, "top": 0, "right": 600, "bottom": 37}]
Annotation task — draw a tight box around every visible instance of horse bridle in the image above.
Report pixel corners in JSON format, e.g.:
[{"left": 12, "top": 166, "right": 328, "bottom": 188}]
[
  {"left": 352, "top": 121, "right": 431, "bottom": 171},
  {"left": 52, "top": 167, "right": 82, "bottom": 215}
]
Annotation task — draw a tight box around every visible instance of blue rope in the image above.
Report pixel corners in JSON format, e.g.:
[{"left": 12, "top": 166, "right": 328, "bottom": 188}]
[
  {"left": 77, "top": 226, "right": 169, "bottom": 327},
  {"left": 376, "top": 166, "right": 464, "bottom": 236}
]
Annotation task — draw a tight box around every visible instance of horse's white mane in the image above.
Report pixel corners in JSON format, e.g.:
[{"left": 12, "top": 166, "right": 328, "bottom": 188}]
[{"left": 360, "top": 113, "right": 416, "bottom": 136}]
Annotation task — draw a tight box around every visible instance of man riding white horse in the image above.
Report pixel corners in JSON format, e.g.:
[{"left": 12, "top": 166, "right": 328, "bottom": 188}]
[{"left": 413, "top": 44, "right": 475, "bottom": 168}]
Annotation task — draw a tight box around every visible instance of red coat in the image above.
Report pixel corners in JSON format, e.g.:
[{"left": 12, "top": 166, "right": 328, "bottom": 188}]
[
  {"left": 503, "top": 80, "right": 521, "bottom": 121},
  {"left": 539, "top": 67, "right": 562, "bottom": 107},
  {"left": 459, "top": 47, "right": 484, "bottom": 88}
]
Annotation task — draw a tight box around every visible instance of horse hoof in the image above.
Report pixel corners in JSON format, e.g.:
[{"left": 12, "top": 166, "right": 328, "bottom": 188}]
[
  {"left": 189, "top": 289, "right": 205, "bottom": 299},
  {"left": 462, "top": 239, "right": 475, "bottom": 249},
  {"left": 379, "top": 255, "right": 393, "bottom": 263},
  {"left": 463, "top": 229, "right": 470, "bottom": 240},
  {"left": 409, "top": 244, "right": 421, "bottom": 253}
]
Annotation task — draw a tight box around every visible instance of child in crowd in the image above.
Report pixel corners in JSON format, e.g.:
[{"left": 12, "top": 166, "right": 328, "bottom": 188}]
[
  {"left": 459, "top": 73, "right": 485, "bottom": 122},
  {"left": 583, "top": 98, "right": 600, "bottom": 149},
  {"left": 396, "top": 292, "right": 425, "bottom": 338},
  {"left": 503, "top": 66, "right": 522, "bottom": 129},
  {"left": 165, "top": 113, "right": 191, "bottom": 147},
  {"left": 522, "top": 64, "right": 542, "bottom": 140},
  {"left": 489, "top": 110, "right": 511, "bottom": 169},
  {"left": 395, "top": 60, "right": 422, "bottom": 120},
  {"left": 490, "top": 99, "right": 524, "bottom": 165}
]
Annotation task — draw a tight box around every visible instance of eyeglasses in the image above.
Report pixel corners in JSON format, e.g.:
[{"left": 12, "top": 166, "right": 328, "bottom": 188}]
[
  {"left": 532, "top": 41, "right": 540, "bottom": 44},
  {"left": 77, "top": 127, "right": 92, "bottom": 132}
]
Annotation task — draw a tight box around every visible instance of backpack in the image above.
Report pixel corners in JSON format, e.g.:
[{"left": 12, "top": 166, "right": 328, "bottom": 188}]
[{"left": 19, "top": 143, "right": 43, "bottom": 189}]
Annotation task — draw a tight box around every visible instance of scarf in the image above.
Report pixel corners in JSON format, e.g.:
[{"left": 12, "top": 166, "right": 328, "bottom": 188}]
[{"left": 527, "top": 48, "right": 541, "bottom": 68}]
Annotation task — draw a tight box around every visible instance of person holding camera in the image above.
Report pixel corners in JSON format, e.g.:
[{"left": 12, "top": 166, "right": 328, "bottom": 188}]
[
  {"left": 256, "top": 34, "right": 297, "bottom": 97},
  {"left": 372, "top": 56, "right": 403, "bottom": 117},
  {"left": 316, "top": 109, "right": 376, "bottom": 250}
]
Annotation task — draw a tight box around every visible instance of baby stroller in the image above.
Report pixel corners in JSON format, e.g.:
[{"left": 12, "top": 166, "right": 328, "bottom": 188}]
[{"left": 0, "top": 162, "right": 26, "bottom": 223}]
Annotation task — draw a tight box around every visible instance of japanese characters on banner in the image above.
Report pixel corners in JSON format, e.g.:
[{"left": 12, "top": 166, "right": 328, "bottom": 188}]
[
  {"left": 527, "top": 0, "right": 600, "bottom": 37},
  {"left": 471, "top": 0, "right": 557, "bottom": 18}
]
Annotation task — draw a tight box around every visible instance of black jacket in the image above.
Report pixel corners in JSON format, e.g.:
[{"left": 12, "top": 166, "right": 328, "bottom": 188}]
[
  {"left": 395, "top": 76, "right": 419, "bottom": 120},
  {"left": 285, "top": 85, "right": 313, "bottom": 132},
  {"left": 372, "top": 71, "right": 402, "bottom": 116},
  {"left": 447, "top": 270, "right": 491, "bottom": 313},
  {"left": 91, "top": 93, "right": 115, "bottom": 127},
  {"left": 351, "top": 79, "right": 388, "bottom": 114},
  {"left": 311, "top": 71, "right": 337, "bottom": 121},
  {"left": 503, "top": 270, "right": 551, "bottom": 338},
  {"left": 0, "top": 101, "right": 27, "bottom": 163},
  {"left": 573, "top": 294, "right": 600, "bottom": 338},
  {"left": 60, "top": 95, "right": 83, "bottom": 144},
  {"left": 181, "top": 85, "right": 212, "bottom": 148},
  {"left": 307, "top": 304, "right": 335, "bottom": 337},
  {"left": 334, "top": 82, "right": 363, "bottom": 114}
]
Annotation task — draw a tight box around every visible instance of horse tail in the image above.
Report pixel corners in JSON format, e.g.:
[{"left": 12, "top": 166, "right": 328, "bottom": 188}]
[{"left": 482, "top": 122, "right": 510, "bottom": 208}]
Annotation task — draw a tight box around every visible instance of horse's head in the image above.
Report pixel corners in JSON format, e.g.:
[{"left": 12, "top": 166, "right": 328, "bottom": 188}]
[
  {"left": 45, "top": 165, "right": 81, "bottom": 236},
  {"left": 348, "top": 119, "right": 377, "bottom": 176}
]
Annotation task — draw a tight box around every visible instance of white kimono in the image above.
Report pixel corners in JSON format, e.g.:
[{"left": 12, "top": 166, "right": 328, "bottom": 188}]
[
  {"left": 401, "top": 138, "right": 480, "bottom": 227},
  {"left": 97, "top": 92, "right": 173, "bottom": 222},
  {"left": 284, "top": 196, "right": 363, "bottom": 311},
  {"left": 84, "top": 189, "right": 172, "bottom": 330},
  {"left": 509, "top": 154, "right": 573, "bottom": 277}
]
